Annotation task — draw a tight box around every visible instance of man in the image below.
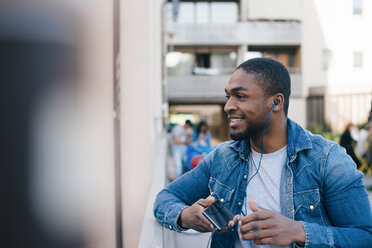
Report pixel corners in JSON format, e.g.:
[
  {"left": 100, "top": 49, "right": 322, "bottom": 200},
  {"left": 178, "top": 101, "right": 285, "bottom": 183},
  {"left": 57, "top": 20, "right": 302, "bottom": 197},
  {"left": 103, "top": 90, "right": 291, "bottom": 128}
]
[
  {"left": 154, "top": 58, "right": 372, "bottom": 247},
  {"left": 171, "top": 120, "right": 193, "bottom": 177}
]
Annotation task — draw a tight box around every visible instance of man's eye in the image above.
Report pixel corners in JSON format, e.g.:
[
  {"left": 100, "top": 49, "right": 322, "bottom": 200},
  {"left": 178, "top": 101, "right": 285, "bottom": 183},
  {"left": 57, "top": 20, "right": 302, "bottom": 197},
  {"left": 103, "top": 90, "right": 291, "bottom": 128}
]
[
  {"left": 237, "top": 94, "right": 245, "bottom": 99},
  {"left": 225, "top": 95, "right": 230, "bottom": 100}
]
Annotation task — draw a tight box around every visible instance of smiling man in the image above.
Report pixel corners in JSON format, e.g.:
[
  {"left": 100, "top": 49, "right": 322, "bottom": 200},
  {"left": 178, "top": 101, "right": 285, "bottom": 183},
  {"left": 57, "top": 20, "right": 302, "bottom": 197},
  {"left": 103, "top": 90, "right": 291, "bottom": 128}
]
[{"left": 154, "top": 58, "right": 372, "bottom": 247}]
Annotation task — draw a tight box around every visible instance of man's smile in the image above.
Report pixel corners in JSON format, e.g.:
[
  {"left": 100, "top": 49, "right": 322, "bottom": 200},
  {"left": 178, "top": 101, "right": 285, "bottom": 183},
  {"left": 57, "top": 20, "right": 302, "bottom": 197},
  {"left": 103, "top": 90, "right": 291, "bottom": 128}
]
[{"left": 228, "top": 115, "right": 245, "bottom": 128}]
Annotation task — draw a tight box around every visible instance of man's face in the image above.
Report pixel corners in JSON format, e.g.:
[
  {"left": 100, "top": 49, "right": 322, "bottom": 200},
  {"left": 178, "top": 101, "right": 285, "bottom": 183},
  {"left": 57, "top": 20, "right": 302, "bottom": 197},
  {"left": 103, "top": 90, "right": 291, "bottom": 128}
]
[{"left": 224, "top": 69, "right": 271, "bottom": 140}]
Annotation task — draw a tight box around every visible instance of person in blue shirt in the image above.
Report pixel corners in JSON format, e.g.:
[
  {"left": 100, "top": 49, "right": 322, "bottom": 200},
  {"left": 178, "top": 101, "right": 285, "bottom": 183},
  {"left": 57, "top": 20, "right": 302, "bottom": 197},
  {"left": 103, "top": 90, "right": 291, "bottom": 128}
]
[
  {"left": 154, "top": 58, "right": 372, "bottom": 247},
  {"left": 193, "top": 121, "right": 212, "bottom": 147}
]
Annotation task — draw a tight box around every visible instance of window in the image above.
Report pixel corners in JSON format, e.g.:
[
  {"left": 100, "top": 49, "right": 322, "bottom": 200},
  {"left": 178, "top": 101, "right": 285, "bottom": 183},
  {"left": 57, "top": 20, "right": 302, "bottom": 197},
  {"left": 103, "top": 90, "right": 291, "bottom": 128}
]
[
  {"left": 353, "top": 51, "right": 363, "bottom": 68},
  {"left": 353, "top": 0, "right": 362, "bottom": 15},
  {"left": 196, "top": 53, "right": 211, "bottom": 68},
  {"left": 322, "top": 49, "right": 332, "bottom": 70},
  {"left": 166, "top": 1, "right": 237, "bottom": 24}
]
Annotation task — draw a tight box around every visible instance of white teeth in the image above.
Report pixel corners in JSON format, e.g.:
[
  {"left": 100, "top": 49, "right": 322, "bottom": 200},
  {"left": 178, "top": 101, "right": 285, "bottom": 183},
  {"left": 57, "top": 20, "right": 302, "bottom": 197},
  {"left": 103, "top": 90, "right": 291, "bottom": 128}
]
[{"left": 231, "top": 118, "right": 242, "bottom": 123}]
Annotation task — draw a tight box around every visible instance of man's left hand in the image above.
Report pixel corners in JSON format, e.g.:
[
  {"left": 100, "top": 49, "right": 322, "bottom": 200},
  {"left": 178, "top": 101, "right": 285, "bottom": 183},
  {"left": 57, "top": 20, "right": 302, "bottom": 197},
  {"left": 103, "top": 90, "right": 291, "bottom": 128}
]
[{"left": 239, "top": 199, "right": 305, "bottom": 246}]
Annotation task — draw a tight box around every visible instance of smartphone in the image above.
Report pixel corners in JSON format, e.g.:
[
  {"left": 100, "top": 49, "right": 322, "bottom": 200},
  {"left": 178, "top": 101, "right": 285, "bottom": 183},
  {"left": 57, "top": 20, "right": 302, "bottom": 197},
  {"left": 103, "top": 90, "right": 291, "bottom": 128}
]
[{"left": 202, "top": 199, "right": 234, "bottom": 230}]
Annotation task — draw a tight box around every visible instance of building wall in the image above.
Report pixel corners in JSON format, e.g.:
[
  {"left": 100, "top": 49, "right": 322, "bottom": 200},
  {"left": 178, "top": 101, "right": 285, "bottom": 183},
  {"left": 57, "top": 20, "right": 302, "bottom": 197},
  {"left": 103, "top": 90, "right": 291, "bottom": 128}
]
[
  {"left": 302, "top": 0, "right": 372, "bottom": 131},
  {"left": 288, "top": 98, "right": 307, "bottom": 127},
  {"left": 247, "top": 0, "right": 302, "bottom": 20},
  {"left": 121, "top": 0, "right": 165, "bottom": 247}
]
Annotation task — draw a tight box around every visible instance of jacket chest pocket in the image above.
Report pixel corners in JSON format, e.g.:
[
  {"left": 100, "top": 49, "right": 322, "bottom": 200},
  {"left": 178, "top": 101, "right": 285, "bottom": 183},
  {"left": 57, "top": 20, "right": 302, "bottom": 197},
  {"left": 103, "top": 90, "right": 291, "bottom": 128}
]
[
  {"left": 293, "top": 189, "right": 321, "bottom": 219},
  {"left": 208, "top": 177, "right": 234, "bottom": 204}
]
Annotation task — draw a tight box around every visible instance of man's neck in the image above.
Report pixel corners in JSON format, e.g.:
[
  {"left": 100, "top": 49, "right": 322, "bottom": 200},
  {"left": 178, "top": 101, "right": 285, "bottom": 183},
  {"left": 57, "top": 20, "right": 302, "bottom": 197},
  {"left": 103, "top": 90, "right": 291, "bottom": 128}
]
[{"left": 250, "top": 117, "right": 287, "bottom": 154}]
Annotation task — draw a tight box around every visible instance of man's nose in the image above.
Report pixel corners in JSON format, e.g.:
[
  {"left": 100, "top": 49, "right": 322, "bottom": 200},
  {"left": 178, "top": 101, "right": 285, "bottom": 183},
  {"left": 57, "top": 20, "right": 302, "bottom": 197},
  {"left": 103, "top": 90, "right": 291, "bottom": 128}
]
[{"left": 224, "top": 98, "right": 237, "bottom": 113}]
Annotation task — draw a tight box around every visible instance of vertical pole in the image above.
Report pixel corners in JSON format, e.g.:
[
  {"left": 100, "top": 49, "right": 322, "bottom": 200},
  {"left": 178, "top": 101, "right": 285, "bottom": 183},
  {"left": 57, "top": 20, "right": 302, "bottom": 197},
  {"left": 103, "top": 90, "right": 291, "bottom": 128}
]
[{"left": 113, "top": 0, "right": 123, "bottom": 247}]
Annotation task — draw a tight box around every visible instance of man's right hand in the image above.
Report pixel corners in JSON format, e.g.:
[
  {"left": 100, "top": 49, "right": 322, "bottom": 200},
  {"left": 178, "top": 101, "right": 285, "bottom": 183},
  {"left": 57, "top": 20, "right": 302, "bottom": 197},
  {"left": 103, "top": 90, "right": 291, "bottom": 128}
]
[{"left": 178, "top": 197, "right": 216, "bottom": 232}]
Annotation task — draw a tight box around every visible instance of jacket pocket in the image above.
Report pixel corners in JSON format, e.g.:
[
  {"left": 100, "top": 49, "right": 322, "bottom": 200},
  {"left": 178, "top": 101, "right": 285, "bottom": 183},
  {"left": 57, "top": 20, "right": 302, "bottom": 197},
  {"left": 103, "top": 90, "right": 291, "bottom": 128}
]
[
  {"left": 208, "top": 177, "right": 234, "bottom": 203},
  {"left": 293, "top": 189, "right": 320, "bottom": 215}
]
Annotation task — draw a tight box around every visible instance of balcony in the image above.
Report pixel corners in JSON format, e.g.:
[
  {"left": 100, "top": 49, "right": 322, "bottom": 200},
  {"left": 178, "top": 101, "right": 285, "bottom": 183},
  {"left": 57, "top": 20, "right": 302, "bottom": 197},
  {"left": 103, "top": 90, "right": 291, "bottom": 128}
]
[
  {"left": 166, "top": 21, "right": 301, "bottom": 46},
  {"left": 168, "top": 74, "right": 230, "bottom": 104},
  {"left": 168, "top": 72, "right": 303, "bottom": 104}
]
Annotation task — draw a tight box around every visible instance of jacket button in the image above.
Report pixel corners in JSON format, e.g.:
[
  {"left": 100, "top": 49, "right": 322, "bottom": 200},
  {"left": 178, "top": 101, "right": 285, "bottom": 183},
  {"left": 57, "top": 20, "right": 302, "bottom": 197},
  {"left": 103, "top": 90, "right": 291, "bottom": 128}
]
[
  {"left": 287, "top": 178, "right": 291, "bottom": 183},
  {"left": 220, "top": 198, "right": 224, "bottom": 202},
  {"left": 169, "top": 225, "right": 172, "bottom": 229},
  {"left": 310, "top": 205, "right": 315, "bottom": 210},
  {"left": 238, "top": 201, "right": 242, "bottom": 206},
  {"left": 243, "top": 174, "right": 248, "bottom": 179},
  {"left": 287, "top": 206, "right": 291, "bottom": 211}
]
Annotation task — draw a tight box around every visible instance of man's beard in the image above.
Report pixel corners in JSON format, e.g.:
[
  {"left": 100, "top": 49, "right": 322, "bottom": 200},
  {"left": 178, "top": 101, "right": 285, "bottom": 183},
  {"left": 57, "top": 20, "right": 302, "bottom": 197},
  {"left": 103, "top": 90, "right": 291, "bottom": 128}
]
[{"left": 230, "top": 121, "right": 266, "bottom": 141}]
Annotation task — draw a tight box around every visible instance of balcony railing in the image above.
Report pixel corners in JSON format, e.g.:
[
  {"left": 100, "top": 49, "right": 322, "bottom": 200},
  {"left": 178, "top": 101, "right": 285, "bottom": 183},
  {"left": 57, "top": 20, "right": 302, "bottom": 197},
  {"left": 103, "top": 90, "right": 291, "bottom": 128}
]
[
  {"left": 168, "top": 73, "right": 302, "bottom": 104},
  {"left": 166, "top": 21, "right": 301, "bottom": 46}
]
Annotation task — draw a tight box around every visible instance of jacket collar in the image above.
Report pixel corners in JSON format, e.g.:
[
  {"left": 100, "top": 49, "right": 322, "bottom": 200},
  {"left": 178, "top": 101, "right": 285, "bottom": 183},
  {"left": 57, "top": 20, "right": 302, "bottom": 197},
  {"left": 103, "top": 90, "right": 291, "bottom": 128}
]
[
  {"left": 286, "top": 118, "right": 312, "bottom": 162},
  {"left": 227, "top": 118, "right": 312, "bottom": 162}
]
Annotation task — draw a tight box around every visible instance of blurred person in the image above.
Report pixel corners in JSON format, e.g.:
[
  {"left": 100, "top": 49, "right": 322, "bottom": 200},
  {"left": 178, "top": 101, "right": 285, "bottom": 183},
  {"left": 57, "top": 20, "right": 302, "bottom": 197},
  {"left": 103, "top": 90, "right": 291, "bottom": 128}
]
[
  {"left": 191, "top": 60, "right": 198, "bottom": 75},
  {"left": 171, "top": 120, "right": 193, "bottom": 177},
  {"left": 154, "top": 58, "right": 372, "bottom": 247},
  {"left": 193, "top": 121, "right": 212, "bottom": 147},
  {"left": 356, "top": 122, "right": 372, "bottom": 158},
  {"left": 184, "top": 121, "right": 213, "bottom": 171},
  {"left": 340, "top": 123, "right": 361, "bottom": 168},
  {"left": 0, "top": 3, "right": 83, "bottom": 247},
  {"left": 1, "top": 2, "right": 117, "bottom": 248},
  {"left": 366, "top": 129, "right": 372, "bottom": 168}
]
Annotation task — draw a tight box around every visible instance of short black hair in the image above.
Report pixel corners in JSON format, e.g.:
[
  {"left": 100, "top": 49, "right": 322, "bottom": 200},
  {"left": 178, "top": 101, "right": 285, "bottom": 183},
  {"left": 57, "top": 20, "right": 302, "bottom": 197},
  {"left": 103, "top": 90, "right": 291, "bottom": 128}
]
[
  {"left": 185, "top": 119, "right": 193, "bottom": 127},
  {"left": 236, "top": 58, "right": 291, "bottom": 116},
  {"left": 196, "top": 121, "right": 208, "bottom": 133}
]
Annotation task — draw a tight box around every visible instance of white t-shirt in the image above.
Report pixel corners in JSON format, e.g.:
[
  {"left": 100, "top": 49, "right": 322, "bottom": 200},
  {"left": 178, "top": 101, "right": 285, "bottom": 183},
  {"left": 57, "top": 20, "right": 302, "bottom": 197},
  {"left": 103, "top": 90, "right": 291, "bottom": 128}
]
[
  {"left": 356, "top": 129, "right": 369, "bottom": 157},
  {"left": 235, "top": 145, "right": 289, "bottom": 248}
]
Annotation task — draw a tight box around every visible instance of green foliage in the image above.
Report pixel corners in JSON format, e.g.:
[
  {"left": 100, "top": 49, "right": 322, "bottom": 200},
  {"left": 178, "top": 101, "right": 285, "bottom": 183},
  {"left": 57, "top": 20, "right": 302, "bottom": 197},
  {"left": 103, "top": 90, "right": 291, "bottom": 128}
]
[
  {"left": 367, "top": 185, "right": 372, "bottom": 192},
  {"left": 308, "top": 122, "right": 341, "bottom": 143}
]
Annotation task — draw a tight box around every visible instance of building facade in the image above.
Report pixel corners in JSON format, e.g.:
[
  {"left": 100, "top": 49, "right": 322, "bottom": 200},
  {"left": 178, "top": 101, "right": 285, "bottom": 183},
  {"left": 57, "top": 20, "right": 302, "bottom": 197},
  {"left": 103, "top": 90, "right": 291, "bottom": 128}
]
[{"left": 166, "top": 0, "right": 372, "bottom": 133}]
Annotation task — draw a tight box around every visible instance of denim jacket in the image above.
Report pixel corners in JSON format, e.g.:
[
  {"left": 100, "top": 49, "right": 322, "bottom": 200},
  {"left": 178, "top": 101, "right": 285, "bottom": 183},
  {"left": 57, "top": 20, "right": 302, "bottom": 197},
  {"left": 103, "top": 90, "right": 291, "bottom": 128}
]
[{"left": 154, "top": 119, "right": 372, "bottom": 247}]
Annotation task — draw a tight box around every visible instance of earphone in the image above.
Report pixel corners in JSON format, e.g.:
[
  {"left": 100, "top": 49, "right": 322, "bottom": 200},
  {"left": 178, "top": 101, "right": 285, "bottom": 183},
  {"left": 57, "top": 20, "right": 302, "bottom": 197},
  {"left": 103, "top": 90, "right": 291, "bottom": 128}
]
[{"left": 240, "top": 98, "right": 278, "bottom": 216}]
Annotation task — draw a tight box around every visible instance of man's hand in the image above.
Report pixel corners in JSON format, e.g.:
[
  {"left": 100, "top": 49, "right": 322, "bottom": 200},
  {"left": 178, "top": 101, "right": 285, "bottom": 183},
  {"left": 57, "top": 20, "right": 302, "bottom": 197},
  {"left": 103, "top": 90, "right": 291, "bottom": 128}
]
[
  {"left": 239, "top": 199, "right": 305, "bottom": 246},
  {"left": 178, "top": 197, "right": 216, "bottom": 232}
]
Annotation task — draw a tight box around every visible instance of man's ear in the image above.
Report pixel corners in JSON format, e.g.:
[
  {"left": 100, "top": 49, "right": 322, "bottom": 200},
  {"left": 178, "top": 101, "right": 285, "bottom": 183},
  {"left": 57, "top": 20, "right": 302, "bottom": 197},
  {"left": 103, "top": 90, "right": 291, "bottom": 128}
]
[{"left": 272, "top": 94, "right": 284, "bottom": 111}]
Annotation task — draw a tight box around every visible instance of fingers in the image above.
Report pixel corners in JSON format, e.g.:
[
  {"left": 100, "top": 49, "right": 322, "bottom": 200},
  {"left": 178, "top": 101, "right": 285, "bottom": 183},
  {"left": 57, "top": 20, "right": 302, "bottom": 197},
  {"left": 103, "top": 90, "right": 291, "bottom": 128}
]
[
  {"left": 197, "top": 196, "right": 215, "bottom": 208},
  {"left": 240, "top": 211, "right": 271, "bottom": 225},
  {"left": 215, "top": 226, "right": 229, "bottom": 234},
  {"left": 228, "top": 214, "right": 240, "bottom": 227},
  {"left": 253, "top": 237, "right": 275, "bottom": 246},
  {"left": 240, "top": 219, "right": 273, "bottom": 233},
  {"left": 249, "top": 199, "right": 262, "bottom": 212},
  {"left": 204, "top": 196, "right": 215, "bottom": 207},
  {"left": 240, "top": 229, "right": 274, "bottom": 241},
  {"left": 216, "top": 214, "right": 241, "bottom": 234},
  {"left": 182, "top": 198, "right": 217, "bottom": 232}
]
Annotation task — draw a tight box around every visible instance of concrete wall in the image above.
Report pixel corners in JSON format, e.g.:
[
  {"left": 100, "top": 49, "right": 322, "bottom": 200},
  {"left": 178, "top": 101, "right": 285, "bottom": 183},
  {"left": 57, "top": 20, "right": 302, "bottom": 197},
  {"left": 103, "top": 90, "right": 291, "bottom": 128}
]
[
  {"left": 121, "top": 0, "right": 165, "bottom": 247},
  {"left": 247, "top": 0, "right": 302, "bottom": 20}
]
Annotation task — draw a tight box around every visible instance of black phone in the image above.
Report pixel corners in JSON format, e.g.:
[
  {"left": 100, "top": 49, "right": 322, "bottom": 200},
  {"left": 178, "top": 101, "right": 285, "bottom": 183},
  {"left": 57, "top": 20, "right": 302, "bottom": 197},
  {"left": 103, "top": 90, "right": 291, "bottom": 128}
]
[{"left": 202, "top": 199, "right": 234, "bottom": 230}]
